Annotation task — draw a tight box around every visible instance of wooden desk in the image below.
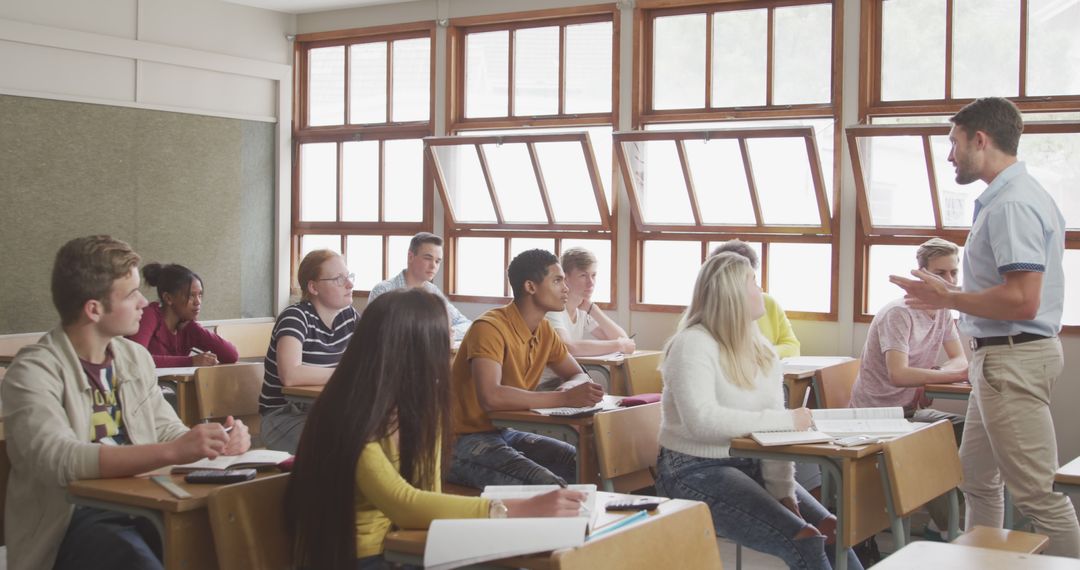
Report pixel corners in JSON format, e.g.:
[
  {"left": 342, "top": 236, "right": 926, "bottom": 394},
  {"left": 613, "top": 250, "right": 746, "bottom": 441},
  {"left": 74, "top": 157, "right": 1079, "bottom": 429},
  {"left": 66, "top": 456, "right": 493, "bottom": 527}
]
[
  {"left": 873, "top": 541, "right": 1080, "bottom": 569},
  {"left": 488, "top": 398, "right": 624, "bottom": 486},
  {"left": 157, "top": 371, "right": 199, "bottom": 426},
  {"left": 67, "top": 472, "right": 279, "bottom": 570},
  {"left": 0, "top": 332, "right": 42, "bottom": 365},
  {"left": 576, "top": 350, "right": 662, "bottom": 396},
  {"left": 925, "top": 382, "right": 973, "bottom": 401},
  {"left": 383, "top": 493, "right": 721, "bottom": 569},
  {"left": 1055, "top": 456, "right": 1080, "bottom": 496},
  {"left": 729, "top": 437, "right": 890, "bottom": 570},
  {"left": 282, "top": 384, "right": 323, "bottom": 405}
]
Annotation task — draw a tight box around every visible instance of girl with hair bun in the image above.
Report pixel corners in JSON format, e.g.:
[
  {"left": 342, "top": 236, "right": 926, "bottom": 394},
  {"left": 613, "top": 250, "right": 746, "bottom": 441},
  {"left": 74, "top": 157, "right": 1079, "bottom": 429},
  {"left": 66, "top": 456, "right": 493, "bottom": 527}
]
[{"left": 127, "top": 262, "right": 238, "bottom": 367}]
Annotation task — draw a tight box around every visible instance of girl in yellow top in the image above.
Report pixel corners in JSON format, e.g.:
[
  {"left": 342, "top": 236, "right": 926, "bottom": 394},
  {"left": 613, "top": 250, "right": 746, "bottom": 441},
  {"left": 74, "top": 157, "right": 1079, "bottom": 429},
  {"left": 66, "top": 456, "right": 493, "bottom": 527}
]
[{"left": 286, "top": 288, "right": 584, "bottom": 570}]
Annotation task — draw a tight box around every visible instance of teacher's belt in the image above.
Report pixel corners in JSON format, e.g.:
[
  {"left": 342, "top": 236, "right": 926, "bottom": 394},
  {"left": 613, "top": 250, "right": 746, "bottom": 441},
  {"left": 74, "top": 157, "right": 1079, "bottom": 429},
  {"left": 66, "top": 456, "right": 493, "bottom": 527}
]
[{"left": 970, "top": 332, "right": 1051, "bottom": 351}]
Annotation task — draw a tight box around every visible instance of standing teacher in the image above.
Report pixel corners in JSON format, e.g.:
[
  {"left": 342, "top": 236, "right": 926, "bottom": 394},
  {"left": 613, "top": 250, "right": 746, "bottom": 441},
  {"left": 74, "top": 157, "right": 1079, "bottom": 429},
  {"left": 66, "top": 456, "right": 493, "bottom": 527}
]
[{"left": 891, "top": 97, "right": 1078, "bottom": 557}]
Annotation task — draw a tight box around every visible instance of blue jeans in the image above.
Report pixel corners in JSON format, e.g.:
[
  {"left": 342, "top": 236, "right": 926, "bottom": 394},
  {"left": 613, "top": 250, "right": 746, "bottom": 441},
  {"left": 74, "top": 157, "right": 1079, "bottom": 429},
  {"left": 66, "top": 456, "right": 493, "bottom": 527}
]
[
  {"left": 448, "top": 429, "right": 577, "bottom": 488},
  {"left": 54, "top": 506, "right": 163, "bottom": 570},
  {"left": 655, "top": 448, "right": 863, "bottom": 570}
]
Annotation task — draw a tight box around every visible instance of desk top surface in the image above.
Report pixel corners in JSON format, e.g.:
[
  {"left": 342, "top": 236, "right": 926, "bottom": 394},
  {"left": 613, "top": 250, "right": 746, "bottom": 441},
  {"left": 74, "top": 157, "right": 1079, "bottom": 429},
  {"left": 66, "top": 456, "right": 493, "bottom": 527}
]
[
  {"left": 872, "top": 541, "right": 1080, "bottom": 569},
  {"left": 67, "top": 471, "right": 280, "bottom": 514},
  {"left": 730, "top": 436, "right": 884, "bottom": 459},
  {"left": 1057, "top": 456, "right": 1080, "bottom": 486},
  {"left": 282, "top": 384, "right": 324, "bottom": 398},
  {"left": 575, "top": 350, "right": 661, "bottom": 366},
  {"left": 925, "top": 382, "right": 973, "bottom": 395}
]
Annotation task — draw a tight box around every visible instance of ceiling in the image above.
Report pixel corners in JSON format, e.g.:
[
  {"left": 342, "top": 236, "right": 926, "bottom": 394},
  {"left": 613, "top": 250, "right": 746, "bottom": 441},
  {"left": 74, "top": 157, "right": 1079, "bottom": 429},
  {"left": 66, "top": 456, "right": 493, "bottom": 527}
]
[{"left": 222, "top": 0, "right": 417, "bottom": 15}]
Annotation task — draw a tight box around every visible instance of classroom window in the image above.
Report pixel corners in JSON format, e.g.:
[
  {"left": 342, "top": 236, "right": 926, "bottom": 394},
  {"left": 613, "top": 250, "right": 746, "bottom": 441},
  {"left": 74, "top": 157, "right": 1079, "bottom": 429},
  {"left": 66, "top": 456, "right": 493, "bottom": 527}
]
[
  {"left": 634, "top": 1, "right": 840, "bottom": 318},
  {"left": 443, "top": 8, "right": 618, "bottom": 304},
  {"left": 857, "top": 1, "right": 1080, "bottom": 326},
  {"left": 293, "top": 26, "right": 435, "bottom": 294}
]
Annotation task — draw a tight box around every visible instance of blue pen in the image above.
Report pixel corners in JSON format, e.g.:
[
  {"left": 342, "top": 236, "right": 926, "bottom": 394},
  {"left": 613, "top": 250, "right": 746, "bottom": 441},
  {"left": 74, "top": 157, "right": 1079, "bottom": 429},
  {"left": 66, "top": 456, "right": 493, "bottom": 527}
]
[{"left": 586, "top": 509, "right": 649, "bottom": 541}]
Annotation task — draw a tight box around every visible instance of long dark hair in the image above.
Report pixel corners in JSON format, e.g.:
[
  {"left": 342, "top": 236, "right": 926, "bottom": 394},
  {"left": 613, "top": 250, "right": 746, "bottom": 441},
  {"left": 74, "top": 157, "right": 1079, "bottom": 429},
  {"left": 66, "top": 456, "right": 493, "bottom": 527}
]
[{"left": 286, "top": 288, "right": 453, "bottom": 569}]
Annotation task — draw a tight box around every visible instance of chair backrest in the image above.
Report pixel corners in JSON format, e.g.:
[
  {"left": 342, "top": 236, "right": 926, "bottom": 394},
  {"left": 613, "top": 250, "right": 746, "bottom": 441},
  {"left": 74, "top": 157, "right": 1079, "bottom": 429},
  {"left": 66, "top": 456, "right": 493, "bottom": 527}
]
[
  {"left": 194, "top": 363, "right": 264, "bottom": 436},
  {"left": 207, "top": 473, "right": 292, "bottom": 570},
  {"left": 880, "top": 420, "right": 962, "bottom": 518},
  {"left": 813, "top": 359, "right": 861, "bottom": 409},
  {"left": 625, "top": 352, "right": 663, "bottom": 396},
  {"left": 593, "top": 403, "right": 661, "bottom": 493},
  {"left": 214, "top": 321, "right": 274, "bottom": 360}
]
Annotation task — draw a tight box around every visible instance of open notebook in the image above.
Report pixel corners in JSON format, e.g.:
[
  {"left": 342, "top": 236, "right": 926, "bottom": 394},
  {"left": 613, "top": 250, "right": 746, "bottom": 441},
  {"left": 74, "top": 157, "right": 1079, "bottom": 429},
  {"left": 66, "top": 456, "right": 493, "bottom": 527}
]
[
  {"left": 530, "top": 395, "right": 623, "bottom": 417},
  {"left": 422, "top": 484, "right": 597, "bottom": 570},
  {"left": 750, "top": 407, "right": 915, "bottom": 446},
  {"left": 170, "top": 449, "right": 292, "bottom": 473}
]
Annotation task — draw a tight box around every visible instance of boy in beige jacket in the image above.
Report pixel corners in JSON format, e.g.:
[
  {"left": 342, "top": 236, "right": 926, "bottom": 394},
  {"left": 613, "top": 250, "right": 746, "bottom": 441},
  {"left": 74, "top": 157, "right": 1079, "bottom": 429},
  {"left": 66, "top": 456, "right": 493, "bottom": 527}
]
[{"left": 1, "top": 235, "right": 251, "bottom": 570}]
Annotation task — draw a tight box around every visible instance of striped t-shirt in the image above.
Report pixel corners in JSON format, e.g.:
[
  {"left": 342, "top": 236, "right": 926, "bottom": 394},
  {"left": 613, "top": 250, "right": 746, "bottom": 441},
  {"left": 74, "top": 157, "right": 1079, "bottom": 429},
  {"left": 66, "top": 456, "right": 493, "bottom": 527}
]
[{"left": 259, "top": 300, "right": 359, "bottom": 413}]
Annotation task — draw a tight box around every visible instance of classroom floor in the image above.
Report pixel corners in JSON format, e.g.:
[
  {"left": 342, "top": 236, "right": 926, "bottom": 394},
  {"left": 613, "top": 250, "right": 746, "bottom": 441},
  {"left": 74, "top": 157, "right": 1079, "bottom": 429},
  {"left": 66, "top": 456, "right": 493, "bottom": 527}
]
[{"left": 719, "top": 531, "right": 903, "bottom": 568}]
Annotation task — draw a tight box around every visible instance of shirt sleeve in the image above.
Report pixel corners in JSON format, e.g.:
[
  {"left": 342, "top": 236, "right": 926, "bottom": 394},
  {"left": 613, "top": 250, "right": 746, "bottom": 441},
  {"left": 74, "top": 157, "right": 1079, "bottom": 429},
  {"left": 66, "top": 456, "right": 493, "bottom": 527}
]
[
  {"left": 878, "top": 307, "right": 914, "bottom": 355},
  {"left": 368, "top": 280, "right": 392, "bottom": 302},
  {"left": 463, "top": 321, "right": 507, "bottom": 365},
  {"left": 272, "top": 306, "right": 309, "bottom": 344},
  {"left": 543, "top": 321, "right": 570, "bottom": 365},
  {"left": 185, "top": 322, "right": 239, "bottom": 364},
  {"left": 355, "top": 441, "right": 489, "bottom": 529},
  {"left": 544, "top": 310, "right": 568, "bottom": 332},
  {"left": 445, "top": 301, "right": 472, "bottom": 342},
  {"left": 988, "top": 202, "right": 1050, "bottom": 274}
]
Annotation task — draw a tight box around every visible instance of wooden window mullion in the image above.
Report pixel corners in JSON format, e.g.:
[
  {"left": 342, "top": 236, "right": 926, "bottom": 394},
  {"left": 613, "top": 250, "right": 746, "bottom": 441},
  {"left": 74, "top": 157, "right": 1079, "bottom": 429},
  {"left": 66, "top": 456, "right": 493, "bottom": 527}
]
[
  {"left": 760, "top": 242, "right": 770, "bottom": 292},
  {"left": 766, "top": 7, "right": 775, "bottom": 107},
  {"left": 738, "top": 138, "right": 765, "bottom": 227},
  {"left": 503, "top": 238, "right": 512, "bottom": 297},
  {"left": 378, "top": 140, "right": 386, "bottom": 221},
  {"left": 382, "top": 235, "right": 390, "bottom": 280},
  {"left": 527, "top": 142, "right": 557, "bottom": 224},
  {"left": 508, "top": 30, "right": 516, "bottom": 117},
  {"left": 344, "top": 44, "right": 352, "bottom": 125},
  {"left": 923, "top": 135, "right": 944, "bottom": 230},
  {"left": 336, "top": 142, "right": 344, "bottom": 222},
  {"left": 1018, "top": 0, "right": 1028, "bottom": 97},
  {"left": 558, "top": 25, "right": 567, "bottom": 115},
  {"left": 705, "top": 12, "right": 713, "bottom": 109},
  {"left": 475, "top": 144, "right": 506, "bottom": 224},
  {"left": 676, "top": 140, "right": 703, "bottom": 225},
  {"left": 944, "top": 0, "right": 954, "bottom": 99},
  {"left": 386, "top": 40, "right": 394, "bottom": 122}
]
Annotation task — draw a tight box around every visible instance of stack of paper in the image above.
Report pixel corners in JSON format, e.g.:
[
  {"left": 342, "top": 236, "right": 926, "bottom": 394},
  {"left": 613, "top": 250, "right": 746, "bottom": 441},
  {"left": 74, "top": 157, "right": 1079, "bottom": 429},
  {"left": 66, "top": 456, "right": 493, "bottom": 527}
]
[
  {"left": 811, "top": 407, "right": 915, "bottom": 437},
  {"left": 750, "top": 430, "right": 834, "bottom": 446}
]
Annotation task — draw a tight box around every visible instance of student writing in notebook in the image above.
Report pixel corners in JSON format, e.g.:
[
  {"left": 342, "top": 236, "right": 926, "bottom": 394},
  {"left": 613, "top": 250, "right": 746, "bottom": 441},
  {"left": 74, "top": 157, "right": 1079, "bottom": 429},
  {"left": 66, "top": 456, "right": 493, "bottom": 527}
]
[
  {"left": 1, "top": 236, "right": 250, "bottom": 570},
  {"left": 538, "top": 247, "right": 635, "bottom": 391},
  {"left": 259, "top": 249, "right": 359, "bottom": 452},
  {"left": 126, "top": 262, "right": 239, "bottom": 367},
  {"left": 655, "top": 253, "right": 861, "bottom": 570},
  {"left": 286, "top": 289, "right": 584, "bottom": 570},
  {"left": 448, "top": 249, "right": 604, "bottom": 489}
]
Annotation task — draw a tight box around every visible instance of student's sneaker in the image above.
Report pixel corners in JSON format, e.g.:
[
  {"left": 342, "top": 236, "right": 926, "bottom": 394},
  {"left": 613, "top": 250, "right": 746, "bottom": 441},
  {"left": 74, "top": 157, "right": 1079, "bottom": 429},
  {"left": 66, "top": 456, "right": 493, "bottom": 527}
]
[{"left": 920, "top": 524, "right": 947, "bottom": 542}]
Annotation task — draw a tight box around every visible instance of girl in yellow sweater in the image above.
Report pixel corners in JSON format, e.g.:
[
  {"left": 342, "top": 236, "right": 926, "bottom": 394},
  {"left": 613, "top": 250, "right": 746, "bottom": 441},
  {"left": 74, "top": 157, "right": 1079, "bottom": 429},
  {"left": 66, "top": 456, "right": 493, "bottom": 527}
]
[{"left": 287, "top": 288, "right": 584, "bottom": 570}]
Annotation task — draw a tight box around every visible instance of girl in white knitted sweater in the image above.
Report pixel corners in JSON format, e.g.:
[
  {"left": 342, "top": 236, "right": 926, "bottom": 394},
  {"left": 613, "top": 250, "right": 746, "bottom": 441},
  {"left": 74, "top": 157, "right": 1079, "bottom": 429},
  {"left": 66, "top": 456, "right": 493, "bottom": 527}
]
[{"left": 654, "top": 252, "right": 862, "bottom": 570}]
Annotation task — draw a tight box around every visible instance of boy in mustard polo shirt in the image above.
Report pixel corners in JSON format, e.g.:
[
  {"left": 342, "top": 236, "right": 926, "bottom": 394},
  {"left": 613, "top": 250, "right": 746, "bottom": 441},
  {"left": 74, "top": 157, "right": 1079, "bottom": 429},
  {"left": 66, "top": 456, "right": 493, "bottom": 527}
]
[{"left": 447, "top": 249, "right": 605, "bottom": 488}]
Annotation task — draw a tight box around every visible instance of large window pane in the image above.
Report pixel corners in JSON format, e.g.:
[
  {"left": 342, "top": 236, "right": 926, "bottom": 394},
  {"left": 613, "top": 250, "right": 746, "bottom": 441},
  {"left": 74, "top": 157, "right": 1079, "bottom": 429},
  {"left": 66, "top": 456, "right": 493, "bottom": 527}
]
[
  {"left": 1063, "top": 250, "right": 1080, "bottom": 326},
  {"left": 466, "top": 31, "right": 509, "bottom": 118},
  {"left": 881, "top": 0, "right": 946, "bottom": 101},
  {"left": 624, "top": 140, "right": 694, "bottom": 225},
  {"left": 387, "top": 235, "right": 412, "bottom": 279},
  {"left": 1022, "top": 133, "right": 1080, "bottom": 230},
  {"left": 384, "top": 139, "right": 424, "bottom": 222},
  {"left": 565, "top": 22, "right": 613, "bottom": 114},
  {"left": 535, "top": 141, "right": 601, "bottom": 224},
  {"left": 349, "top": 42, "right": 387, "bottom": 124},
  {"left": 641, "top": 241, "right": 700, "bottom": 305},
  {"left": 300, "top": 143, "right": 337, "bottom": 222},
  {"left": 301, "top": 234, "right": 341, "bottom": 257},
  {"left": 309, "top": 46, "right": 344, "bottom": 126},
  {"left": 930, "top": 135, "right": 981, "bottom": 227},
  {"left": 953, "top": 0, "right": 1020, "bottom": 97},
  {"left": 711, "top": 9, "right": 767, "bottom": 107},
  {"left": 768, "top": 243, "right": 830, "bottom": 313},
  {"left": 747, "top": 137, "right": 821, "bottom": 225},
  {"left": 342, "top": 141, "right": 379, "bottom": 222},
  {"left": 652, "top": 14, "right": 706, "bottom": 110},
  {"left": 561, "top": 239, "right": 612, "bottom": 303},
  {"left": 482, "top": 143, "right": 547, "bottom": 223},
  {"left": 456, "top": 237, "right": 505, "bottom": 296},
  {"left": 392, "top": 38, "right": 431, "bottom": 122},
  {"left": 346, "top": 235, "right": 382, "bottom": 291},
  {"left": 862, "top": 136, "right": 935, "bottom": 227},
  {"left": 1027, "top": 0, "right": 1080, "bottom": 96},
  {"left": 433, "top": 145, "right": 496, "bottom": 222},
  {"left": 684, "top": 138, "right": 756, "bottom": 225},
  {"left": 866, "top": 244, "right": 919, "bottom": 314},
  {"left": 514, "top": 26, "right": 559, "bottom": 116},
  {"left": 773, "top": 4, "right": 832, "bottom": 105},
  {"left": 510, "top": 238, "right": 555, "bottom": 263}
]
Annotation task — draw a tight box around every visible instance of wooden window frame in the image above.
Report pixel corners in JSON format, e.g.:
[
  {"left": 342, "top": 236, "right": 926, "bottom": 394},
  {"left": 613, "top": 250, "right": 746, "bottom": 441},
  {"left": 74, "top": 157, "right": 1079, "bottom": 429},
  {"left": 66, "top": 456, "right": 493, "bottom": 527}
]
[
  {"left": 293, "top": 23, "right": 437, "bottom": 296},
  {"left": 859, "top": 0, "right": 1080, "bottom": 119},
  {"left": 443, "top": 6, "right": 621, "bottom": 308},
  {"left": 631, "top": 0, "right": 843, "bottom": 317}
]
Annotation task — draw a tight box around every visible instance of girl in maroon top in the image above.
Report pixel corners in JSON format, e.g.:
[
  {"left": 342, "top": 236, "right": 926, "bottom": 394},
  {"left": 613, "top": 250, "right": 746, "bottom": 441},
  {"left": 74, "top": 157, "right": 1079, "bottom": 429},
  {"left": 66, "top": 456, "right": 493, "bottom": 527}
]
[{"left": 127, "top": 263, "right": 239, "bottom": 368}]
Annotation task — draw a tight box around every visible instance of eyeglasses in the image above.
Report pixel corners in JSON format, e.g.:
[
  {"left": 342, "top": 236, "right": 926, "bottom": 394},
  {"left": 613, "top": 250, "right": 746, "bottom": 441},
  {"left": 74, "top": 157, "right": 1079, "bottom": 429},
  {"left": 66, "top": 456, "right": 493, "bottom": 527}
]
[{"left": 316, "top": 273, "right": 354, "bottom": 287}]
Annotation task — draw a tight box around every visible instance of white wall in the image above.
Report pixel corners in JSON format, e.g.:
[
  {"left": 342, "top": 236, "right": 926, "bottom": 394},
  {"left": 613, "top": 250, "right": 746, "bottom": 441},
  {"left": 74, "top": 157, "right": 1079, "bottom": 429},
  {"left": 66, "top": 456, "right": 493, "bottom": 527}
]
[
  {"left": 0, "top": 0, "right": 297, "bottom": 310},
  {"left": 309, "top": 0, "right": 1080, "bottom": 466}
]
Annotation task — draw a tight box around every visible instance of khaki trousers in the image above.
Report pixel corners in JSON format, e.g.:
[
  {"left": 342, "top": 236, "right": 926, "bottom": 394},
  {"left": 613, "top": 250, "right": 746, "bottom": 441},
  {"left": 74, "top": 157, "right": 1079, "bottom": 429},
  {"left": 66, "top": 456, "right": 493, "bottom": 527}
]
[{"left": 960, "top": 337, "right": 1080, "bottom": 557}]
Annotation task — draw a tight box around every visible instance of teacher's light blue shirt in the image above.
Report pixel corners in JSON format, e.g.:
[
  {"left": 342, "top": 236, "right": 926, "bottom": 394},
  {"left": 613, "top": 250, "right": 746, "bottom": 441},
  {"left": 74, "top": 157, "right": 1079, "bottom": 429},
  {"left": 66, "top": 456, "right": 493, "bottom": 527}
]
[{"left": 959, "top": 161, "right": 1065, "bottom": 339}]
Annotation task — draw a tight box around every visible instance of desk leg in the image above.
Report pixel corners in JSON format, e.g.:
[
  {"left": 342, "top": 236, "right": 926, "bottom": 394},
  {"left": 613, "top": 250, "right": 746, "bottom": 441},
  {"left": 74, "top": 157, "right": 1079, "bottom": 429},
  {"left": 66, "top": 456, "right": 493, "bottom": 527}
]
[
  {"left": 582, "top": 364, "right": 616, "bottom": 394},
  {"left": 175, "top": 381, "right": 199, "bottom": 426}
]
